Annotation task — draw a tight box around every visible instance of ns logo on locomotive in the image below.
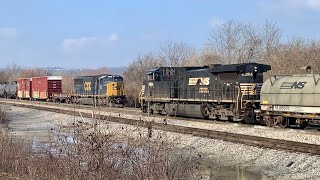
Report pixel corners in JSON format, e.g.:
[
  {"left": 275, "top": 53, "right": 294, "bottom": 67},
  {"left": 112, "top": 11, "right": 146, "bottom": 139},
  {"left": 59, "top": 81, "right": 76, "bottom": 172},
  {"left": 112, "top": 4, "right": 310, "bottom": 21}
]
[{"left": 139, "top": 64, "right": 320, "bottom": 128}]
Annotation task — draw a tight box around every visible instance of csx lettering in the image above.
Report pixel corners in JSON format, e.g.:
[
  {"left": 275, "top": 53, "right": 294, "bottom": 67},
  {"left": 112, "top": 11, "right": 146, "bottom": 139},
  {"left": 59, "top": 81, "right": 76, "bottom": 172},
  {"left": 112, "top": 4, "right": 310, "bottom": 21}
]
[
  {"left": 280, "top": 82, "right": 307, "bottom": 89},
  {"left": 84, "top": 82, "right": 91, "bottom": 91}
]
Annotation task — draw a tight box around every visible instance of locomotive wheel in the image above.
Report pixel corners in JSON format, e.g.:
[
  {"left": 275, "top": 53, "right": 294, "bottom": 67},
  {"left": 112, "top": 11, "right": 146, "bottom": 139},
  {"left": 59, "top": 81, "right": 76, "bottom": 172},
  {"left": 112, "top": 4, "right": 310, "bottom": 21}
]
[
  {"left": 109, "top": 100, "right": 115, "bottom": 107},
  {"left": 299, "top": 121, "right": 308, "bottom": 129},
  {"left": 264, "top": 116, "right": 275, "bottom": 127},
  {"left": 200, "top": 104, "right": 209, "bottom": 119}
]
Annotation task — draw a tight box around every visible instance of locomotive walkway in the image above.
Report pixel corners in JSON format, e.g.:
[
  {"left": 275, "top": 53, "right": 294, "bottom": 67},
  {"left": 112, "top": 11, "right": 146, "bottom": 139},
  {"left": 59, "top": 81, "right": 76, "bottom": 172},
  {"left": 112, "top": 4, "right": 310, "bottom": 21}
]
[{"left": 2, "top": 99, "right": 320, "bottom": 155}]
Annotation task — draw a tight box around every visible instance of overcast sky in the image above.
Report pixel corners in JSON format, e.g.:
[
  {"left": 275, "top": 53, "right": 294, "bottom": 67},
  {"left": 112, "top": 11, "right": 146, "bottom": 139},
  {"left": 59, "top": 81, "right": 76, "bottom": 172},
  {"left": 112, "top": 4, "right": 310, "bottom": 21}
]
[{"left": 1, "top": 0, "right": 320, "bottom": 68}]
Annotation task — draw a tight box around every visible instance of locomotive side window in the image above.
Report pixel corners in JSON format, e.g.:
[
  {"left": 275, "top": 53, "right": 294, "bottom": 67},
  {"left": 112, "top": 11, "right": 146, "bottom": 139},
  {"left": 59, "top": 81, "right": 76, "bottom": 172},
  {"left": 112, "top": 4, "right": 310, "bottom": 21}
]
[
  {"left": 148, "top": 74, "right": 154, "bottom": 80},
  {"left": 162, "top": 68, "right": 175, "bottom": 76},
  {"left": 154, "top": 72, "right": 160, "bottom": 81},
  {"left": 163, "top": 69, "right": 169, "bottom": 76},
  {"left": 170, "top": 68, "right": 175, "bottom": 76}
]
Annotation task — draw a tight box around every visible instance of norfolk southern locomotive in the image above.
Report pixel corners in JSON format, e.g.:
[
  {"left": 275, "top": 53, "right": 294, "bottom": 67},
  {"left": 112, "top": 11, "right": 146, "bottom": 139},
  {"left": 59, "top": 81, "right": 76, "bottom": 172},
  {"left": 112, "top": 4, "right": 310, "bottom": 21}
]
[{"left": 139, "top": 63, "right": 271, "bottom": 124}]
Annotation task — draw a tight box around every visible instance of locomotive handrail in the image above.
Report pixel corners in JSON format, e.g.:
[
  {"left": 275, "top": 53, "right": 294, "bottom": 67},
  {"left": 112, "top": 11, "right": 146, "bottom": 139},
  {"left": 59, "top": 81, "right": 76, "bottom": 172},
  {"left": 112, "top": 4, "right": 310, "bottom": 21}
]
[
  {"left": 269, "top": 75, "right": 292, "bottom": 85},
  {"left": 300, "top": 66, "right": 320, "bottom": 85},
  {"left": 269, "top": 75, "right": 280, "bottom": 85},
  {"left": 313, "top": 73, "right": 320, "bottom": 85}
]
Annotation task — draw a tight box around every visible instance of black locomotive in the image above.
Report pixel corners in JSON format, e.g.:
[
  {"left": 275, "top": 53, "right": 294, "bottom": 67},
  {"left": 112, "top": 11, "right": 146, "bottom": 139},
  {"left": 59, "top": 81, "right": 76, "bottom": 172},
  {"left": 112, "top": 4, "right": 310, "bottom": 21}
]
[{"left": 139, "top": 63, "right": 271, "bottom": 123}]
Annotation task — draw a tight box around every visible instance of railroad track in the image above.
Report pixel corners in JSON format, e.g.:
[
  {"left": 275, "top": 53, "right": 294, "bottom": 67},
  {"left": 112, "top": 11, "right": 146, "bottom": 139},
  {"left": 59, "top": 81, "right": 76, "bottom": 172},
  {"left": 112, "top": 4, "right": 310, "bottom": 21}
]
[{"left": 2, "top": 100, "right": 320, "bottom": 155}]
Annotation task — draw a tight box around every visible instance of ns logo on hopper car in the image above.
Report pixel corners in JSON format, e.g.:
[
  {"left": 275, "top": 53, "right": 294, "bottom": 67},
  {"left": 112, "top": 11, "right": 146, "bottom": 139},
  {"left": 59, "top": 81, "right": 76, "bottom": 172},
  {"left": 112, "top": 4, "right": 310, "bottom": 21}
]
[{"left": 280, "top": 82, "right": 307, "bottom": 89}]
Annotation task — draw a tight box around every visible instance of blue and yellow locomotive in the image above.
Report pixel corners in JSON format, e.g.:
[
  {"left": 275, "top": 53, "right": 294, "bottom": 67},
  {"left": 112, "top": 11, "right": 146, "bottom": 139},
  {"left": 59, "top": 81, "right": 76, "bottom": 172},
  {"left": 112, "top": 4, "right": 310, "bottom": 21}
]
[{"left": 70, "top": 74, "right": 126, "bottom": 107}]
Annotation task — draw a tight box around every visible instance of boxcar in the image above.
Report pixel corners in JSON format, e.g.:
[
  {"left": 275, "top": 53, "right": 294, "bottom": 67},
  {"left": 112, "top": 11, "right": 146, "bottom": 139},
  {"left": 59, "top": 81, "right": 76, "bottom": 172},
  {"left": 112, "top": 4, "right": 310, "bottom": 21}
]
[
  {"left": 17, "top": 78, "right": 32, "bottom": 99},
  {"left": 31, "top": 76, "right": 62, "bottom": 100}
]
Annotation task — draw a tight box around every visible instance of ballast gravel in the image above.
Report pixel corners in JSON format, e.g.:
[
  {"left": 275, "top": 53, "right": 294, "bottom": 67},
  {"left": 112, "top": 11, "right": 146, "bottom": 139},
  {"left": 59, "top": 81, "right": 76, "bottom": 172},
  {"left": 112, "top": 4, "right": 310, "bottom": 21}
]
[
  {"left": 5, "top": 100, "right": 320, "bottom": 146},
  {"left": 3, "top": 105, "right": 320, "bottom": 180}
]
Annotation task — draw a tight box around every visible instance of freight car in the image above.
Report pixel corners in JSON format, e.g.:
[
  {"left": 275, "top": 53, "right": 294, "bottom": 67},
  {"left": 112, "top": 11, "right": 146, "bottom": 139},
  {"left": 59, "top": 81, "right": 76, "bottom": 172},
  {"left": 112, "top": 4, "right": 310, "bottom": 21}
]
[
  {"left": 139, "top": 63, "right": 271, "bottom": 123},
  {"left": 69, "top": 74, "right": 126, "bottom": 107},
  {"left": 31, "top": 76, "right": 62, "bottom": 100},
  {"left": 0, "top": 82, "right": 18, "bottom": 98},
  {"left": 260, "top": 66, "right": 320, "bottom": 128},
  {"left": 17, "top": 78, "right": 32, "bottom": 99}
]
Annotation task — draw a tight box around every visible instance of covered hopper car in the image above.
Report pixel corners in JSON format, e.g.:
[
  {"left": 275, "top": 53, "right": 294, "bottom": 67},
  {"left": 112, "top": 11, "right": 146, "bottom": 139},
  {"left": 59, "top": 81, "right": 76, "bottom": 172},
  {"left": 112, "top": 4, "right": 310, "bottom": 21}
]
[{"left": 261, "top": 66, "right": 320, "bottom": 128}]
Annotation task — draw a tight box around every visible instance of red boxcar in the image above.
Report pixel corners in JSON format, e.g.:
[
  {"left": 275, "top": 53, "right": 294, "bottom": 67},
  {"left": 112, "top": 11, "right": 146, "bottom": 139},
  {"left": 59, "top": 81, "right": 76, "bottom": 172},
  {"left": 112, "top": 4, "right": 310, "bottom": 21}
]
[
  {"left": 17, "top": 78, "right": 31, "bottom": 99},
  {"left": 31, "top": 76, "right": 62, "bottom": 100}
]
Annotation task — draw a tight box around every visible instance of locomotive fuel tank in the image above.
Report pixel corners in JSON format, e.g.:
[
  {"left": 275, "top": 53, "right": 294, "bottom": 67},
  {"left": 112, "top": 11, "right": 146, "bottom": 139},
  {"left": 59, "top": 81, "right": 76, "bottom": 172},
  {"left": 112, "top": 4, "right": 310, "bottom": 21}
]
[{"left": 260, "top": 66, "right": 320, "bottom": 126}]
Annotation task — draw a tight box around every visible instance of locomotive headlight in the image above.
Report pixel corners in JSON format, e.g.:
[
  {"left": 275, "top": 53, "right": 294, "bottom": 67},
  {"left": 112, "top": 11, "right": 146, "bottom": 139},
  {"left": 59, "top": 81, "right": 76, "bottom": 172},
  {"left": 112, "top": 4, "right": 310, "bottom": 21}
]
[{"left": 254, "top": 66, "right": 257, "bottom": 72}]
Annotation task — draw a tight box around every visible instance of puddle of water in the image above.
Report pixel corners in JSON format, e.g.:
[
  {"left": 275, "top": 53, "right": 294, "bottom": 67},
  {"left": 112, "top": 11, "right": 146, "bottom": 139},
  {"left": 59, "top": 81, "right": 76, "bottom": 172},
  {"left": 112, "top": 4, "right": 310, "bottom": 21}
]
[{"left": 214, "top": 166, "right": 269, "bottom": 180}]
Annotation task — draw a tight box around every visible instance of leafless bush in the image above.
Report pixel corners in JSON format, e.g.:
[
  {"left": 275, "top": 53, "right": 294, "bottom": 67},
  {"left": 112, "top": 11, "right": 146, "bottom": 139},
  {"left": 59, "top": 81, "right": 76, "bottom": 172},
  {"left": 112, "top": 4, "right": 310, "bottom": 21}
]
[
  {"left": 0, "top": 105, "right": 10, "bottom": 124},
  {"left": 0, "top": 113, "right": 207, "bottom": 179}
]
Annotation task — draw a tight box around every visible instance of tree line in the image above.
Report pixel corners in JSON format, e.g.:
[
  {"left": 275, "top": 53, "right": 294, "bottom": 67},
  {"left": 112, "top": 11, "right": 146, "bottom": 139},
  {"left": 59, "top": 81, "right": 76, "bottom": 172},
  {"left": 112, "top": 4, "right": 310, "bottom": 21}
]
[{"left": 123, "top": 19, "right": 320, "bottom": 106}]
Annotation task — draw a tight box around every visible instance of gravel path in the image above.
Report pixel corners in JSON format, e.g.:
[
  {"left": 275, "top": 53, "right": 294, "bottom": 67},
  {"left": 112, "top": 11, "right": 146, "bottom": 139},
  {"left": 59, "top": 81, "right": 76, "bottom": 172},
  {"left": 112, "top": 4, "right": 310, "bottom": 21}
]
[{"left": 3, "top": 105, "right": 320, "bottom": 179}]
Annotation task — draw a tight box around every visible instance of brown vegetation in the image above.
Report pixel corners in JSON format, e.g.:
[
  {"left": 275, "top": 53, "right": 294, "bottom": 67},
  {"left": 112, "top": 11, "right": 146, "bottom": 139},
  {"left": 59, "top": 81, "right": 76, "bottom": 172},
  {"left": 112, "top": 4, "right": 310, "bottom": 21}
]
[
  {"left": 0, "top": 105, "right": 10, "bottom": 124},
  {"left": 0, "top": 115, "right": 206, "bottom": 179}
]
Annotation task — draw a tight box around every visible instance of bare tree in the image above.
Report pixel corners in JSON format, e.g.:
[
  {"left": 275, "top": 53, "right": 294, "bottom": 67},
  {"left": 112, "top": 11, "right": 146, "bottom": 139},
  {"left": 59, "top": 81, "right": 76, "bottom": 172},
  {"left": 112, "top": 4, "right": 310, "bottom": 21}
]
[
  {"left": 0, "top": 63, "right": 21, "bottom": 82},
  {"left": 208, "top": 20, "right": 243, "bottom": 64},
  {"left": 260, "top": 19, "right": 282, "bottom": 63},
  {"left": 158, "top": 41, "right": 196, "bottom": 66},
  {"left": 19, "top": 68, "right": 49, "bottom": 78},
  {"left": 208, "top": 19, "right": 282, "bottom": 64},
  {"left": 123, "top": 52, "right": 162, "bottom": 107},
  {"left": 240, "top": 23, "right": 262, "bottom": 63},
  {"left": 184, "top": 49, "right": 222, "bottom": 66}
]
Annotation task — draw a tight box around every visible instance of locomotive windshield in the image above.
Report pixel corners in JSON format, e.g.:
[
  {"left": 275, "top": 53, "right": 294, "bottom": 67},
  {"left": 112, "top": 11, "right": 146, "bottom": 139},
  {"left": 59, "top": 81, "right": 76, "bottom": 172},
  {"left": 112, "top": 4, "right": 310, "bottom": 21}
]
[{"left": 113, "top": 76, "right": 123, "bottom": 82}]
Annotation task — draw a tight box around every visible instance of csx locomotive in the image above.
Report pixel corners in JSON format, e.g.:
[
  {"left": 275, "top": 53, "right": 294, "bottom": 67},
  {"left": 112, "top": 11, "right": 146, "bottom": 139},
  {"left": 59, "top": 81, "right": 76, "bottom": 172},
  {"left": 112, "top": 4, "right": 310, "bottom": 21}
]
[
  {"left": 70, "top": 74, "right": 126, "bottom": 107},
  {"left": 139, "top": 63, "right": 271, "bottom": 124}
]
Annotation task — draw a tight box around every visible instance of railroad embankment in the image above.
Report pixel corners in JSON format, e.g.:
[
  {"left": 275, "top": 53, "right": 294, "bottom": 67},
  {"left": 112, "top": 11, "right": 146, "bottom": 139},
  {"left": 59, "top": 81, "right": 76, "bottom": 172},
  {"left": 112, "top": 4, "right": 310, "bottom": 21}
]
[{"left": 1, "top": 105, "right": 320, "bottom": 179}]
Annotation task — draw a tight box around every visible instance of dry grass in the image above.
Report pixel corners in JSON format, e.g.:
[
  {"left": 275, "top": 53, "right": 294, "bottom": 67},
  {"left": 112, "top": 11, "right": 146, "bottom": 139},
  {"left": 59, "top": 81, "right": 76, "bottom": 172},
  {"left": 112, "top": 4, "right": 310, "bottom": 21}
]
[
  {"left": 0, "top": 105, "right": 10, "bottom": 124},
  {"left": 0, "top": 115, "right": 207, "bottom": 180}
]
